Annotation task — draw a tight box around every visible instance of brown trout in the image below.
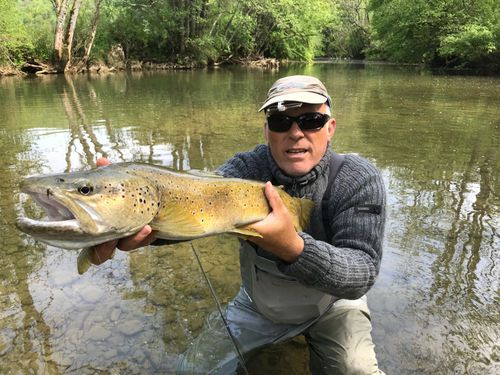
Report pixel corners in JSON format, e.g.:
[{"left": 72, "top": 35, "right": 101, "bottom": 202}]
[{"left": 16, "top": 163, "right": 314, "bottom": 273}]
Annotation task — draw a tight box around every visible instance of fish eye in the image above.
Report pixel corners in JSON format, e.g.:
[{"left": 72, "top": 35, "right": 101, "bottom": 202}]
[{"left": 78, "top": 185, "right": 93, "bottom": 195}]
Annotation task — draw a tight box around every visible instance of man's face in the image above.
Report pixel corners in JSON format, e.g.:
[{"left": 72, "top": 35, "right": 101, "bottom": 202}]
[{"left": 264, "top": 103, "right": 336, "bottom": 177}]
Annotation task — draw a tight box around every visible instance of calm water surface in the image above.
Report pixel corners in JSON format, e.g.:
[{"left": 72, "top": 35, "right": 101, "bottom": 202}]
[{"left": 0, "top": 64, "right": 498, "bottom": 374}]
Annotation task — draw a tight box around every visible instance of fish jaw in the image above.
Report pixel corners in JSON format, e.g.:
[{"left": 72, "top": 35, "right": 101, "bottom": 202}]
[
  {"left": 16, "top": 216, "right": 90, "bottom": 249},
  {"left": 16, "top": 185, "right": 122, "bottom": 249}
]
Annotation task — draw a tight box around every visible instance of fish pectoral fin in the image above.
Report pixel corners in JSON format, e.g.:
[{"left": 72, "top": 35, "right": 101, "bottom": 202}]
[
  {"left": 229, "top": 226, "right": 263, "bottom": 239},
  {"left": 77, "top": 246, "right": 117, "bottom": 275},
  {"left": 77, "top": 247, "right": 94, "bottom": 275},
  {"left": 151, "top": 207, "right": 207, "bottom": 237}
]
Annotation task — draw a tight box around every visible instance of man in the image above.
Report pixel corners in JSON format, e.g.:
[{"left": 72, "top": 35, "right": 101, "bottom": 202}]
[{"left": 93, "top": 75, "right": 386, "bottom": 374}]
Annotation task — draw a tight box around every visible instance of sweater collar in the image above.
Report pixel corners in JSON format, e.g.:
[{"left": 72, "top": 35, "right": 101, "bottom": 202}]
[{"left": 266, "top": 145, "right": 332, "bottom": 188}]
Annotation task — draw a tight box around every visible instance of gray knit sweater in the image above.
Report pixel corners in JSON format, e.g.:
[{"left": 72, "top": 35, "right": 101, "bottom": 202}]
[{"left": 218, "top": 144, "right": 386, "bottom": 300}]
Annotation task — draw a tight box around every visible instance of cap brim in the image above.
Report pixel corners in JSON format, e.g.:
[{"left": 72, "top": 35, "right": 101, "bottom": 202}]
[{"left": 258, "top": 92, "right": 328, "bottom": 112}]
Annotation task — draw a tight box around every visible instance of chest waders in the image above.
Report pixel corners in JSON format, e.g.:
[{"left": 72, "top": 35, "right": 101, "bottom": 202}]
[{"left": 239, "top": 153, "right": 346, "bottom": 325}]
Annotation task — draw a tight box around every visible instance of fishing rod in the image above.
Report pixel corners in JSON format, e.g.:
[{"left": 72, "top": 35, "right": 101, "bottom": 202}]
[{"left": 191, "top": 243, "right": 250, "bottom": 375}]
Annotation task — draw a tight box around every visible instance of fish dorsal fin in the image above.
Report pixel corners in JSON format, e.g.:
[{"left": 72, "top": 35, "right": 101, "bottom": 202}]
[
  {"left": 151, "top": 203, "right": 207, "bottom": 238},
  {"left": 186, "top": 169, "right": 224, "bottom": 178}
]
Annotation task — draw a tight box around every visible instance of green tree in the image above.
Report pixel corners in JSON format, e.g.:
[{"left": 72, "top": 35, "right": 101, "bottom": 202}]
[
  {"left": 21, "top": 0, "right": 55, "bottom": 61},
  {"left": 439, "top": 24, "right": 496, "bottom": 62},
  {"left": 204, "top": 0, "right": 336, "bottom": 61},
  {"left": 0, "top": 0, "right": 33, "bottom": 64},
  {"left": 368, "top": 0, "right": 500, "bottom": 69},
  {"left": 322, "top": 0, "right": 370, "bottom": 59},
  {"left": 95, "top": 0, "right": 336, "bottom": 64}
]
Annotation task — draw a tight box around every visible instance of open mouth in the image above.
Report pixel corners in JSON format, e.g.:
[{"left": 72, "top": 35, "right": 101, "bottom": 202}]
[
  {"left": 16, "top": 183, "right": 115, "bottom": 250},
  {"left": 286, "top": 148, "right": 307, "bottom": 155},
  {"left": 16, "top": 190, "right": 81, "bottom": 233},
  {"left": 28, "top": 191, "right": 76, "bottom": 222}
]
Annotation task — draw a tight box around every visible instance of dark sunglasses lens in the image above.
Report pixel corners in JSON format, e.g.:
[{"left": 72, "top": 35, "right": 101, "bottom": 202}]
[
  {"left": 299, "top": 113, "right": 329, "bottom": 130},
  {"left": 267, "top": 113, "right": 329, "bottom": 132},
  {"left": 267, "top": 115, "right": 292, "bottom": 132}
]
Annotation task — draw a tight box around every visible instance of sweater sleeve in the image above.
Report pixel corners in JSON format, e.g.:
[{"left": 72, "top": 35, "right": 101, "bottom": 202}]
[{"left": 277, "top": 155, "right": 386, "bottom": 299}]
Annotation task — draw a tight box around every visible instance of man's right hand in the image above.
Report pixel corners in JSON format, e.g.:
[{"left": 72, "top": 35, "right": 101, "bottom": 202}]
[{"left": 90, "top": 157, "right": 158, "bottom": 266}]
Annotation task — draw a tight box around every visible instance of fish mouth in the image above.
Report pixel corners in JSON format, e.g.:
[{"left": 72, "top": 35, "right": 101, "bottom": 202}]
[
  {"left": 27, "top": 190, "right": 77, "bottom": 222},
  {"left": 16, "top": 187, "right": 99, "bottom": 243}
]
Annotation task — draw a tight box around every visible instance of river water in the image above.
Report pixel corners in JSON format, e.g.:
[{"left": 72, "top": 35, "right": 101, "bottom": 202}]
[{"left": 0, "top": 63, "right": 498, "bottom": 374}]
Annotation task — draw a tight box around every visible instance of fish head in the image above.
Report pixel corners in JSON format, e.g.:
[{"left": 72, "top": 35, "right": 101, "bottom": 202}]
[{"left": 16, "top": 164, "right": 159, "bottom": 249}]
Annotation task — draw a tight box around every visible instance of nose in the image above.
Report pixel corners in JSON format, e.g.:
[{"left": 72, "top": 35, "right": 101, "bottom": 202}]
[{"left": 288, "top": 121, "right": 304, "bottom": 139}]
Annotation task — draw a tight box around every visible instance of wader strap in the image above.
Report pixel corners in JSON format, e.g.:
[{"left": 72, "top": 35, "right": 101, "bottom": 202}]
[{"left": 321, "top": 153, "right": 345, "bottom": 241}]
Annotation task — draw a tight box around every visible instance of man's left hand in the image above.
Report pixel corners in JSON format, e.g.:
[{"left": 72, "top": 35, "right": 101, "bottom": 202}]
[{"left": 246, "top": 182, "right": 304, "bottom": 263}]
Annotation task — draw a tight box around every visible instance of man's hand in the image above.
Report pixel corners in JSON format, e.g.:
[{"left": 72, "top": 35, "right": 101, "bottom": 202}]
[
  {"left": 246, "top": 182, "right": 304, "bottom": 263},
  {"left": 90, "top": 157, "right": 157, "bottom": 266}
]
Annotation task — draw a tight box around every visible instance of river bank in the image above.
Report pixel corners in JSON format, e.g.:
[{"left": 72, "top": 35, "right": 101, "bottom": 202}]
[{"left": 0, "top": 55, "right": 280, "bottom": 77}]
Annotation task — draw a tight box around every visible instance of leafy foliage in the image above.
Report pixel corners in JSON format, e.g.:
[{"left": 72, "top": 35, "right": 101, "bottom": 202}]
[
  {"left": 0, "top": 0, "right": 34, "bottom": 64},
  {"left": 95, "top": 0, "right": 335, "bottom": 63},
  {"left": 439, "top": 24, "right": 496, "bottom": 62},
  {"left": 368, "top": 0, "right": 500, "bottom": 69},
  {"left": 21, "top": 0, "right": 55, "bottom": 61},
  {"left": 1, "top": 0, "right": 498, "bottom": 71},
  {"left": 321, "top": 0, "right": 369, "bottom": 59}
]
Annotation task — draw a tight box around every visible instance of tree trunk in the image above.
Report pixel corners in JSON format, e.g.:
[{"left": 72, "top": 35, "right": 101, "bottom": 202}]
[
  {"left": 53, "top": 0, "right": 70, "bottom": 70},
  {"left": 83, "top": 0, "right": 102, "bottom": 64},
  {"left": 64, "top": 0, "right": 83, "bottom": 70},
  {"left": 53, "top": 0, "right": 84, "bottom": 72}
]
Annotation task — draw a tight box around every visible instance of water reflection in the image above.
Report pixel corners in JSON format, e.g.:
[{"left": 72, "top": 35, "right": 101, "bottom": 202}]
[{"left": 0, "top": 66, "right": 498, "bottom": 374}]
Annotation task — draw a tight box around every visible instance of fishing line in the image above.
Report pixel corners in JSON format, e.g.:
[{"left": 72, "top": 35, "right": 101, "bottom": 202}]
[{"left": 190, "top": 243, "right": 250, "bottom": 375}]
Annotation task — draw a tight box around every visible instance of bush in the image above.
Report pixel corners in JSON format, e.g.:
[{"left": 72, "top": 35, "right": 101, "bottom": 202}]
[{"left": 439, "top": 24, "right": 496, "bottom": 62}]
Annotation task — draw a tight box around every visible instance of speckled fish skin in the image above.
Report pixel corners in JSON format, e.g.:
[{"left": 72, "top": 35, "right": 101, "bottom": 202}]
[{"left": 16, "top": 163, "right": 314, "bottom": 251}]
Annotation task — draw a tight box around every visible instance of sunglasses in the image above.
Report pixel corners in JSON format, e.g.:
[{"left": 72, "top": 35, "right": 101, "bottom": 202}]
[{"left": 266, "top": 112, "right": 330, "bottom": 132}]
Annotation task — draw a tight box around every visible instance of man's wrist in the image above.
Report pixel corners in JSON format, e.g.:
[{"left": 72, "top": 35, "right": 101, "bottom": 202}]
[{"left": 281, "top": 234, "right": 304, "bottom": 263}]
